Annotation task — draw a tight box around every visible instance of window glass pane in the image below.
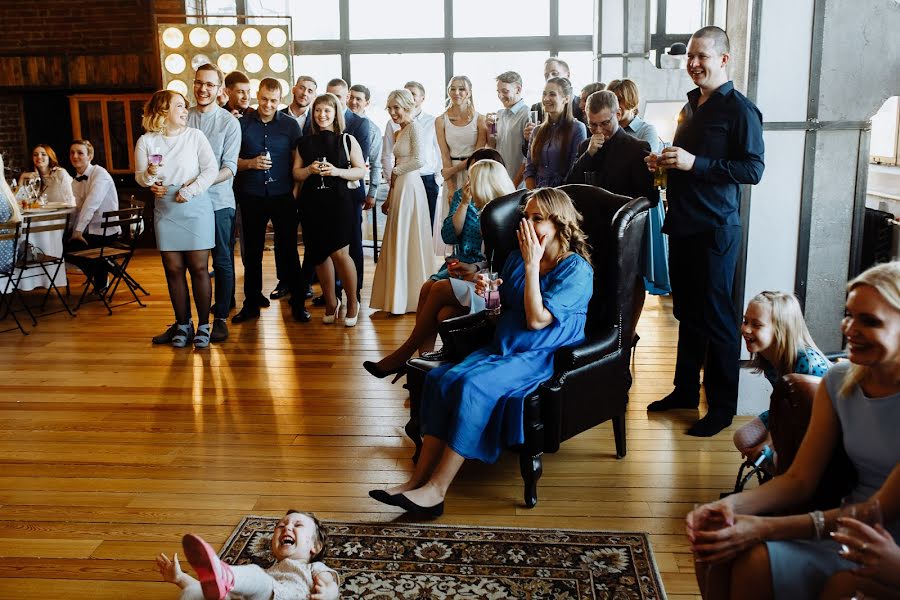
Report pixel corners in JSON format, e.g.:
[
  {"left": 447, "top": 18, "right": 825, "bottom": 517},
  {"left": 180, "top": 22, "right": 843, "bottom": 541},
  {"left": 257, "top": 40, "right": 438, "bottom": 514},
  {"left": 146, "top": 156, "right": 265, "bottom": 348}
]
[
  {"left": 559, "top": 0, "right": 594, "bottom": 35},
  {"left": 349, "top": 0, "right": 443, "bottom": 39},
  {"left": 349, "top": 54, "right": 446, "bottom": 130},
  {"left": 870, "top": 96, "right": 898, "bottom": 160},
  {"left": 557, "top": 51, "right": 595, "bottom": 89},
  {"left": 454, "top": 51, "right": 549, "bottom": 114},
  {"left": 292, "top": 55, "right": 343, "bottom": 95},
  {"left": 650, "top": 0, "right": 658, "bottom": 34},
  {"left": 78, "top": 101, "right": 107, "bottom": 169},
  {"left": 203, "top": 0, "right": 237, "bottom": 25},
  {"left": 599, "top": 57, "right": 623, "bottom": 83},
  {"left": 666, "top": 0, "right": 703, "bottom": 34},
  {"left": 107, "top": 101, "right": 131, "bottom": 172},
  {"left": 248, "top": 0, "right": 339, "bottom": 39},
  {"left": 453, "top": 0, "right": 548, "bottom": 38}
]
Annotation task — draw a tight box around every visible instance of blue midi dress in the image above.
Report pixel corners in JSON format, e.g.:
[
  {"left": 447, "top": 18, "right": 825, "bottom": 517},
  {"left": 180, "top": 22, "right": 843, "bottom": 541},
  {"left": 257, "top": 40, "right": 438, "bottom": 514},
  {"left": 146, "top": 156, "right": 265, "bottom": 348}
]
[
  {"left": 765, "top": 361, "right": 900, "bottom": 600},
  {"left": 420, "top": 251, "right": 593, "bottom": 463}
]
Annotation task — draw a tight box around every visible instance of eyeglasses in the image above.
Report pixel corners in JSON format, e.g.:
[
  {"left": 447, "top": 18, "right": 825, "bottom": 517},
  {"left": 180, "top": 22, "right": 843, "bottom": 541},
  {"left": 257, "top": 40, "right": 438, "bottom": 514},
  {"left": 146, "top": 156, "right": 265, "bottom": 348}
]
[
  {"left": 588, "top": 121, "right": 611, "bottom": 131},
  {"left": 193, "top": 81, "right": 220, "bottom": 90}
]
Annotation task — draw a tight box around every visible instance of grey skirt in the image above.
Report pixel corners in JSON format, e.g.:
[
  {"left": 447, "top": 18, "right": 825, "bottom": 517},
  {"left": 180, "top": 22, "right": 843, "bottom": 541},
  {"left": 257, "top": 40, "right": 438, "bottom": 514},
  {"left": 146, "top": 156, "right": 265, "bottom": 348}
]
[{"left": 154, "top": 186, "right": 214, "bottom": 251}]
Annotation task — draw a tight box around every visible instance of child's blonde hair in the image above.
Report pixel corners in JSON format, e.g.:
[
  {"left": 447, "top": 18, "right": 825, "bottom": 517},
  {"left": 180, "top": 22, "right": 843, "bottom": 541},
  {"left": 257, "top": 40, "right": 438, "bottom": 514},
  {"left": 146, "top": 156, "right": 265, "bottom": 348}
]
[{"left": 746, "top": 291, "right": 821, "bottom": 376}]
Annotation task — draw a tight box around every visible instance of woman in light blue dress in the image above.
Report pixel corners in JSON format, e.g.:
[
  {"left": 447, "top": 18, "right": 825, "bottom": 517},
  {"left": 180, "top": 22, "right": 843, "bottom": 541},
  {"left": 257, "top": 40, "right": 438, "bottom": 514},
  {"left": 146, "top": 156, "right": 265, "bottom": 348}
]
[
  {"left": 608, "top": 79, "right": 670, "bottom": 295},
  {"left": 368, "top": 188, "right": 594, "bottom": 517},
  {"left": 686, "top": 262, "right": 900, "bottom": 600}
]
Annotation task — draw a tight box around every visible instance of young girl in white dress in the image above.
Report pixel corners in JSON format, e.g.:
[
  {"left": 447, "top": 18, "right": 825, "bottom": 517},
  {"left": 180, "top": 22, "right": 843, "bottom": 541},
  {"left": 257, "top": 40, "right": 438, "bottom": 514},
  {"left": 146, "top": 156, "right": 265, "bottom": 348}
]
[{"left": 369, "top": 89, "right": 434, "bottom": 315}]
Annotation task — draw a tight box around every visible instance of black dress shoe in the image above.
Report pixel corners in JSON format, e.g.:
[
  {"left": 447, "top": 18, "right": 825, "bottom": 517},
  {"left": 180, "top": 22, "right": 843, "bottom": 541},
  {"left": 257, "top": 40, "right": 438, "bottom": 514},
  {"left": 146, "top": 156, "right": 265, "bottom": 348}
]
[
  {"left": 231, "top": 307, "right": 260, "bottom": 324},
  {"left": 291, "top": 303, "right": 311, "bottom": 322},
  {"left": 270, "top": 284, "right": 290, "bottom": 300},
  {"left": 394, "top": 493, "right": 444, "bottom": 518},
  {"left": 363, "top": 360, "right": 408, "bottom": 383},
  {"left": 686, "top": 409, "right": 734, "bottom": 437},
  {"left": 304, "top": 286, "right": 314, "bottom": 300},
  {"left": 647, "top": 390, "right": 700, "bottom": 412},
  {"left": 253, "top": 295, "right": 271, "bottom": 308},
  {"left": 368, "top": 489, "right": 401, "bottom": 507}
]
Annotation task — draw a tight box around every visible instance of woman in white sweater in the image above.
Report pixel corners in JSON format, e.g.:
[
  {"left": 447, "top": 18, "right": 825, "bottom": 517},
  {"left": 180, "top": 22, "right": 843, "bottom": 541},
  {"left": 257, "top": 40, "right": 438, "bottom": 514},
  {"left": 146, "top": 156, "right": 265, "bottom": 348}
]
[{"left": 135, "top": 90, "right": 218, "bottom": 348}]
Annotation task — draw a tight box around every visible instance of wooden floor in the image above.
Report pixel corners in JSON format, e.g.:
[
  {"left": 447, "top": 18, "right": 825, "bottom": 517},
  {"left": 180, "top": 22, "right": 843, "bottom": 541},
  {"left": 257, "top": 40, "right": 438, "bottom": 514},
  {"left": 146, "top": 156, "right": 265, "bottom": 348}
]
[{"left": 0, "top": 249, "right": 750, "bottom": 598}]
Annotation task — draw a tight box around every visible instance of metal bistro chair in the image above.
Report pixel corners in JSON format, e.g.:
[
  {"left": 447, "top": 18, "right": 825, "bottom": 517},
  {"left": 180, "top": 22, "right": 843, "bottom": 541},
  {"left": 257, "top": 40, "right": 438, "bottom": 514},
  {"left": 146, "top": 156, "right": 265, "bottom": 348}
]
[
  {"left": 0, "top": 221, "right": 26, "bottom": 334},
  {"left": 1, "top": 212, "right": 75, "bottom": 332},
  {"left": 66, "top": 201, "right": 147, "bottom": 315}
]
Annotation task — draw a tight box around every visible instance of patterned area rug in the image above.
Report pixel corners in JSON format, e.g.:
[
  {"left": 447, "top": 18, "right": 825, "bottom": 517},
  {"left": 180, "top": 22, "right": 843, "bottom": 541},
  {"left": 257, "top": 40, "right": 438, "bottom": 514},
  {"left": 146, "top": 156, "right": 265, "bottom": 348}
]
[{"left": 220, "top": 516, "right": 666, "bottom": 599}]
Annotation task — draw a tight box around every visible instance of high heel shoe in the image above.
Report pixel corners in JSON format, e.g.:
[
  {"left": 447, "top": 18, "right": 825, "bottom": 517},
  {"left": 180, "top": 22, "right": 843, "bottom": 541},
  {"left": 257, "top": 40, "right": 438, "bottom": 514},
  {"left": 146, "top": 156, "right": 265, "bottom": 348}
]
[
  {"left": 344, "top": 304, "right": 360, "bottom": 327},
  {"left": 322, "top": 298, "right": 342, "bottom": 324},
  {"left": 362, "top": 360, "right": 408, "bottom": 383}
]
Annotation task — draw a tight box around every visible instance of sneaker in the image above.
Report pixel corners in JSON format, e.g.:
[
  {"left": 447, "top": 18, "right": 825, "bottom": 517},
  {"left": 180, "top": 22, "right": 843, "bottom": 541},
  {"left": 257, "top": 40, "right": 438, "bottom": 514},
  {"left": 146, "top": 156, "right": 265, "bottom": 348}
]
[
  {"left": 210, "top": 318, "right": 229, "bottom": 342},
  {"left": 193, "top": 323, "right": 212, "bottom": 349},
  {"left": 171, "top": 321, "right": 194, "bottom": 348},
  {"left": 152, "top": 323, "right": 179, "bottom": 345}
]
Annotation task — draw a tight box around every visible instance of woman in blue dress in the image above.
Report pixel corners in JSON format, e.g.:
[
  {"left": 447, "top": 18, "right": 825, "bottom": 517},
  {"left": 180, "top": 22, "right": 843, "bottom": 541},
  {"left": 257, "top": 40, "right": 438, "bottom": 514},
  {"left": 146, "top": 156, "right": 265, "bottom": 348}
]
[
  {"left": 686, "top": 261, "right": 900, "bottom": 600},
  {"left": 368, "top": 187, "right": 594, "bottom": 516},
  {"left": 363, "top": 153, "right": 514, "bottom": 380}
]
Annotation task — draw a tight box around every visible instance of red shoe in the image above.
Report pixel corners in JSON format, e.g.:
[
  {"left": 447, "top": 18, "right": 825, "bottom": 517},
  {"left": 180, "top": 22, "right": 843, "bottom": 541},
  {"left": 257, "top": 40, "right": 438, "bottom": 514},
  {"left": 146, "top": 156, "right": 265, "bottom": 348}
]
[{"left": 182, "top": 533, "right": 235, "bottom": 600}]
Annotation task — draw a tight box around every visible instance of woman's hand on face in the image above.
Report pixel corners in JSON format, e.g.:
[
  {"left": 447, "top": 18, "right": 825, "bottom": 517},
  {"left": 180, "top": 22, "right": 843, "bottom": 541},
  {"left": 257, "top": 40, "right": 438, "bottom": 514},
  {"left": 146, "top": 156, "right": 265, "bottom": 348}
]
[
  {"left": 833, "top": 519, "right": 900, "bottom": 586},
  {"left": 461, "top": 181, "right": 472, "bottom": 205},
  {"left": 517, "top": 218, "right": 546, "bottom": 270}
]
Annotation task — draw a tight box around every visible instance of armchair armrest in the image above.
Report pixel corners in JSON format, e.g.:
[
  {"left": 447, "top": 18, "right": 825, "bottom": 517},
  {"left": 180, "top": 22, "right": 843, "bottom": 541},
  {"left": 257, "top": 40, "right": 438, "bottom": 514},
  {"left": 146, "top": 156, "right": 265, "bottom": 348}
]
[
  {"left": 437, "top": 312, "right": 495, "bottom": 362},
  {"left": 554, "top": 328, "right": 621, "bottom": 371}
]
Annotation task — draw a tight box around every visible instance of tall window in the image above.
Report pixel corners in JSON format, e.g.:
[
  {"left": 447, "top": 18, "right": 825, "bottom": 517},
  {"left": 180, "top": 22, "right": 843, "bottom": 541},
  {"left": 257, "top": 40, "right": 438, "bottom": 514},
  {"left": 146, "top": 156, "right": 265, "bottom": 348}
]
[{"left": 871, "top": 96, "right": 899, "bottom": 166}]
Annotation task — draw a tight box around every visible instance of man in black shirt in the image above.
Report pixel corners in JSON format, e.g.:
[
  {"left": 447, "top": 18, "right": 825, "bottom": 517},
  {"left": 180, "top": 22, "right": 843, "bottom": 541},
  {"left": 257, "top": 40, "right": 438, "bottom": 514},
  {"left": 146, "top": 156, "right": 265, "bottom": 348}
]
[
  {"left": 645, "top": 26, "right": 765, "bottom": 437},
  {"left": 566, "top": 90, "right": 654, "bottom": 201}
]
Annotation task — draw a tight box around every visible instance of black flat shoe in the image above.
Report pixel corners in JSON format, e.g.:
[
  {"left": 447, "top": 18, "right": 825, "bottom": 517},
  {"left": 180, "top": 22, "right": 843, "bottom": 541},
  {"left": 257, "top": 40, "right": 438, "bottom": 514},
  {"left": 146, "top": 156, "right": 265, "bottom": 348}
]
[
  {"left": 291, "top": 303, "right": 311, "bottom": 322},
  {"left": 270, "top": 285, "right": 290, "bottom": 300},
  {"left": 368, "top": 489, "right": 401, "bottom": 507},
  {"left": 363, "top": 360, "right": 408, "bottom": 383},
  {"left": 394, "top": 493, "right": 444, "bottom": 518},
  {"left": 231, "top": 307, "right": 260, "bottom": 324}
]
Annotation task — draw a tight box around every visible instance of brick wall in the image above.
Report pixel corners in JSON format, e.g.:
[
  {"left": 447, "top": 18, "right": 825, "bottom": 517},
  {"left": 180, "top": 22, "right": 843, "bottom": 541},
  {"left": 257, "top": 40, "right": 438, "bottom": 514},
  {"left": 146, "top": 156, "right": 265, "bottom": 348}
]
[{"left": 0, "top": 94, "right": 26, "bottom": 174}]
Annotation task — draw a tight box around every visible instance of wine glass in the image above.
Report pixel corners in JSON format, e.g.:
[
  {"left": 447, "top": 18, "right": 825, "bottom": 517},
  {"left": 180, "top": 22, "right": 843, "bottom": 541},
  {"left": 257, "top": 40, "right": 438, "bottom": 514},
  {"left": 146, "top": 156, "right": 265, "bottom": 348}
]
[
  {"left": 836, "top": 497, "right": 882, "bottom": 553},
  {"left": 529, "top": 110, "right": 540, "bottom": 126},
  {"left": 444, "top": 244, "right": 459, "bottom": 277},
  {"left": 480, "top": 270, "right": 501, "bottom": 315},
  {"left": 261, "top": 150, "right": 275, "bottom": 184},
  {"left": 653, "top": 142, "right": 671, "bottom": 189},
  {"left": 317, "top": 156, "right": 329, "bottom": 189}
]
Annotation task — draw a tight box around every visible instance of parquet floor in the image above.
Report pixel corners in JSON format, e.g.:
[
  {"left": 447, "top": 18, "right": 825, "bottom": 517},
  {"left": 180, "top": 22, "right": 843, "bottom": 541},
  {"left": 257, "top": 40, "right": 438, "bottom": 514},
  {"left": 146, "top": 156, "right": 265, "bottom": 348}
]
[{"left": 0, "top": 249, "right": 750, "bottom": 598}]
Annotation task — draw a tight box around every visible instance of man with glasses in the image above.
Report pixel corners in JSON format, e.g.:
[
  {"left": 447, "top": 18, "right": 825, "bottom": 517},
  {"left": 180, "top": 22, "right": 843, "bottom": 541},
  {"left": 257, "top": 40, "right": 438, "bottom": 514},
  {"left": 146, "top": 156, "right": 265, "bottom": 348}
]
[
  {"left": 566, "top": 90, "right": 653, "bottom": 202},
  {"left": 177, "top": 63, "right": 242, "bottom": 343}
]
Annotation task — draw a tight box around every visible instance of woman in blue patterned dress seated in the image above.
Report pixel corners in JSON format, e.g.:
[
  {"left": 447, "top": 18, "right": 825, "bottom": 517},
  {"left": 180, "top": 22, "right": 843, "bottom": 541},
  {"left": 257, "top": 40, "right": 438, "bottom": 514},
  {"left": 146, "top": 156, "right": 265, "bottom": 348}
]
[
  {"left": 363, "top": 151, "right": 514, "bottom": 380},
  {"left": 368, "top": 188, "right": 594, "bottom": 516},
  {"left": 686, "top": 261, "right": 900, "bottom": 600},
  {"left": 0, "top": 153, "right": 23, "bottom": 274}
]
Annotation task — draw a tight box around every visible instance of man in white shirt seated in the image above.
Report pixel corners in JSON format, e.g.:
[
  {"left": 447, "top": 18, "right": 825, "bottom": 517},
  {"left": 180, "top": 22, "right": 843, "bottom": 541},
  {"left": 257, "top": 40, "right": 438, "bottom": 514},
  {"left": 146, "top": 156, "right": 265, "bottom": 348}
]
[
  {"left": 67, "top": 139, "right": 121, "bottom": 292},
  {"left": 381, "top": 81, "right": 443, "bottom": 227}
]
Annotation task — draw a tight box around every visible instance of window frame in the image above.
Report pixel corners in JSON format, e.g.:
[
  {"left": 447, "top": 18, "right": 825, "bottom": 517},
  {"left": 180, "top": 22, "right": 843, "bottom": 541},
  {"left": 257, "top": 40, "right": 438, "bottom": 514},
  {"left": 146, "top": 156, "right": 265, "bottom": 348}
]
[{"left": 870, "top": 97, "right": 900, "bottom": 167}]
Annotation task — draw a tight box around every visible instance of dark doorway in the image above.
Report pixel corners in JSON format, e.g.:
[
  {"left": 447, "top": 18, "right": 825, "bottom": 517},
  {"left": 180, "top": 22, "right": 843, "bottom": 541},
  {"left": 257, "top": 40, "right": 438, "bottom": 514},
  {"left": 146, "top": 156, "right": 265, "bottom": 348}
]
[{"left": 21, "top": 92, "right": 74, "bottom": 173}]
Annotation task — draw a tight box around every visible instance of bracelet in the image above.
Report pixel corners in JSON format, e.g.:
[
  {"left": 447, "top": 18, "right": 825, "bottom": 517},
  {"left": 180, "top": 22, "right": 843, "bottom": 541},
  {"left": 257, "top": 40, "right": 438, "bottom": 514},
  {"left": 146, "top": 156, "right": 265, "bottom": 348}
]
[{"left": 809, "top": 510, "right": 825, "bottom": 540}]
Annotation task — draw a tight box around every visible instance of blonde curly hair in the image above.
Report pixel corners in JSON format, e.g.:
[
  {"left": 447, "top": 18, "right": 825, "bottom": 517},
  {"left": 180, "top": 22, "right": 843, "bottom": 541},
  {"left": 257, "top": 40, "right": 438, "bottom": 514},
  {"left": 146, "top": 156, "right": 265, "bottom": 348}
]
[
  {"left": 141, "top": 90, "right": 187, "bottom": 134},
  {"left": 526, "top": 187, "right": 592, "bottom": 265}
]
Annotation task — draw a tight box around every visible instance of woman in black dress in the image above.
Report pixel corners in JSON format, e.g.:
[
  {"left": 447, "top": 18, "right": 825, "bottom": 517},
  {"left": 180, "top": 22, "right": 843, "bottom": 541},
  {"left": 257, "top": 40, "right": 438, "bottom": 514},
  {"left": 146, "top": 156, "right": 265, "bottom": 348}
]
[{"left": 293, "top": 93, "right": 366, "bottom": 326}]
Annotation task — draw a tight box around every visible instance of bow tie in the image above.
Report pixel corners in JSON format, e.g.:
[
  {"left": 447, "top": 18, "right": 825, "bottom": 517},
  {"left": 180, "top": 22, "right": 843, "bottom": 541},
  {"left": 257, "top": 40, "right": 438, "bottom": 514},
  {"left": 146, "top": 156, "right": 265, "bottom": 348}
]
[{"left": 75, "top": 175, "right": 88, "bottom": 182}]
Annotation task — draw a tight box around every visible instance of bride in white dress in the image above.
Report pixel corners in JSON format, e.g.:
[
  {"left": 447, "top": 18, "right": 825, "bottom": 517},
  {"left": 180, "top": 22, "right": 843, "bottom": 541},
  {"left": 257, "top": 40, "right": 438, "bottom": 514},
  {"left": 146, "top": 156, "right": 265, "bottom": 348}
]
[{"left": 370, "top": 89, "right": 434, "bottom": 315}]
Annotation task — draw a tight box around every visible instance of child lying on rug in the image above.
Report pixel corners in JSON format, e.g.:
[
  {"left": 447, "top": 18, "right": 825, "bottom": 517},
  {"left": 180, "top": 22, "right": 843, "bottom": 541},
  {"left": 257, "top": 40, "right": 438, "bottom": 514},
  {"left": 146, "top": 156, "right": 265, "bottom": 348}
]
[{"left": 156, "top": 510, "right": 340, "bottom": 600}]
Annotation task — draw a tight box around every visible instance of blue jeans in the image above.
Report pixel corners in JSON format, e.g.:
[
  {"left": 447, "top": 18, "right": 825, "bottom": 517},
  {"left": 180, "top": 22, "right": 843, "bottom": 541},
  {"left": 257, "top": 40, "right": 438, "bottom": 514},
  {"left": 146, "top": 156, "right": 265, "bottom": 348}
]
[{"left": 211, "top": 207, "right": 236, "bottom": 319}]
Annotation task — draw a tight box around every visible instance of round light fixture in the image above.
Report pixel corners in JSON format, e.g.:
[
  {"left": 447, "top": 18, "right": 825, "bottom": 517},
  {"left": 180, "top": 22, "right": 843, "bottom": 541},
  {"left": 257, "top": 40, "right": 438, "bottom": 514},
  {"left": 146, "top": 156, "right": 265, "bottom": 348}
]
[
  {"left": 249, "top": 78, "right": 261, "bottom": 99},
  {"left": 217, "top": 53, "right": 238, "bottom": 73},
  {"left": 166, "top": 80, "right": 189, "bottom": 96},
  {"left": 277, "top": 78, "right": 291, "bottom": 99},
  {"left": 241, "top": 27, "right": 261, "bottom": 48},
  {"left": 162, "top": 27, "right": 184, "bottom": 49},
  {"left": 269, "top": 53, "right": 289, "bottom": 73},
  {"left": 189, "top": 27, "right": 210, "bottom": 48},
  {"left": 164, "top": 53, "right": 187, "bottom": 75},
  {"left": 243, "top": 53, "right": 263, "bottom": 74},
  {"left": 191, "top": 54, "right": 212, "bottom": 71},
  {"left": 266, "top": 28, "right": 287, "bottom": 47},
  {"left": 215, "top": 27, "right": 236, "bottom": 48}
]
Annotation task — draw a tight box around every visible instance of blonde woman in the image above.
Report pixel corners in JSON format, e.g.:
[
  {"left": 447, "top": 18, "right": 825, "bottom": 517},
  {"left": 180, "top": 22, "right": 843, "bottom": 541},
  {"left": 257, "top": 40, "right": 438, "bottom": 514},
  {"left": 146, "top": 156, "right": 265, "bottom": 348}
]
[
  {"left": 0, "top": 153, "right": 22, "bottom": 274},
  {"left": 368, "top": 188, "right": 594, "bottom": 516},
  {"left": 364, "top": 152, "right": 515, "bottom": 380},
  {"left": 686, "top": 262, "right": 900, "bottom": 600},
  {"left": 18, "top": 144, "right": 75, "bottom": 206},
  {"left": 135, "top": 90, "right": 218, "bottom": 348},
  {"left": 369, "top": 89, "right": 433, "bottom": 315}
]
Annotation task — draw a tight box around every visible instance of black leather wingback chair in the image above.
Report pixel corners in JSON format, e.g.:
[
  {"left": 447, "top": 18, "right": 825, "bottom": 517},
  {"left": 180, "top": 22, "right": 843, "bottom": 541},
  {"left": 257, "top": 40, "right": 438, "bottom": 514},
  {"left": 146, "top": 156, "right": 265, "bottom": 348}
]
[{"left": 405, "top": 184, "right": 651, "bottom": 507}]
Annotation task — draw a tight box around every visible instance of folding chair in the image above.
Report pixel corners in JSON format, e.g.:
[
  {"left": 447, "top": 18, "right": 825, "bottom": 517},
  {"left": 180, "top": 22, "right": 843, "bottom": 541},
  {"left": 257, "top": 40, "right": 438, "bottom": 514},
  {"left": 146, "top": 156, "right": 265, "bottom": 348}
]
[
  {"left": 5, "top": 212, "right": 75, "bottom": 329},
  {"left": 0, "top": 221, "right": 28, "bottom": 335},
  {"left": 67, "top": 202, "right": 147, "bottom": 315}
]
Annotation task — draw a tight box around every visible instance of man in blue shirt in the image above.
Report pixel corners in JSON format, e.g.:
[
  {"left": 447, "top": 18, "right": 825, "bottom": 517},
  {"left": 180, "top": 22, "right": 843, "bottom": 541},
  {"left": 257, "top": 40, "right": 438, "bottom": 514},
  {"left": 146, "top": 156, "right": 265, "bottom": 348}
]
[
  {"left": 645, "top": 26, "right": 765, "bottom": 437},
  {"left": 233, "top": 78, "right": 309, "bottom": 324}
]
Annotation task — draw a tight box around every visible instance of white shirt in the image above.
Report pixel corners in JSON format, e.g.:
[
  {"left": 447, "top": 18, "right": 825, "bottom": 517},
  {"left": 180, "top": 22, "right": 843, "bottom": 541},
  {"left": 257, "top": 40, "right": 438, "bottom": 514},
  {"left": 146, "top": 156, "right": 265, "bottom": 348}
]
[
  {"left": 382, "top": 109, "right": 443, "bottom": 184},
  {"left": 285, "top": 105, "right": 309, "bottom": 131},
  {"left": 495, "top": 99, "right": 529, "bottom": 181},
  {"left": 72, "top": 164, "right": 120, "bottom": 235},
  {"left": 134, "top": 128, "right": 218, "bottom": 200}
]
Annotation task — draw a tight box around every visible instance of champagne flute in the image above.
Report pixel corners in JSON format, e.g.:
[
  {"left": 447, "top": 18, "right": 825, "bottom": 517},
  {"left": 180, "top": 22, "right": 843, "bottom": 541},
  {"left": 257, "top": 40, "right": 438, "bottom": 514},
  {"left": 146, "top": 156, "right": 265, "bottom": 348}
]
[
  {"left": 261, "top": 149, "right": 275, "bottom": 184},
  {"left": 836, "top": 497, "right": 883, "bottom": 553},
  {"left": 317, "top": 156, "right": 329, "bottom": 190}
]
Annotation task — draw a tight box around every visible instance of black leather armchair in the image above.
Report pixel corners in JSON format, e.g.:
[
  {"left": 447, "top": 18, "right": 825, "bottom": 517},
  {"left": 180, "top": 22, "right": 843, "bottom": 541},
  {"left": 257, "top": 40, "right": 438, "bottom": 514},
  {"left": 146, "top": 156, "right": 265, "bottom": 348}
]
[{"left": 405, "top": 184, "right": 651, "bottom": 507}]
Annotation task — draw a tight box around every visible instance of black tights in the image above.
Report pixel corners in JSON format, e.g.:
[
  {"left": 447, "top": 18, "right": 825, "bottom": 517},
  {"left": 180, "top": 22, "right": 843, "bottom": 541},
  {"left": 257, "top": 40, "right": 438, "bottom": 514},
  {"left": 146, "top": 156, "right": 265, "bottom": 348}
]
[{"left": 161, "top": 250, "right": 211, "bottom": 326}]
